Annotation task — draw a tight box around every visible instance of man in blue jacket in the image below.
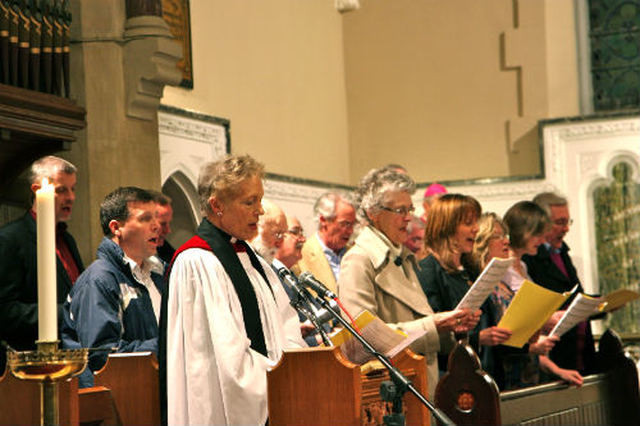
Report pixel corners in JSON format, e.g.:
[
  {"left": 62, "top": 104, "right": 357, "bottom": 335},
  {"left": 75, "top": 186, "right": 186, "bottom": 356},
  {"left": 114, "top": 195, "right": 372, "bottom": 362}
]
[{"left": 62, "top": 187, "right": 164, "bottom": 381}]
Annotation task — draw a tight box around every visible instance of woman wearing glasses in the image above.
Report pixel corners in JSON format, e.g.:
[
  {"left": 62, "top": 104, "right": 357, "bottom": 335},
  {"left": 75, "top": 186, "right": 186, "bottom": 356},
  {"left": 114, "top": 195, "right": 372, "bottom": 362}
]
[{"left": 338, "top": 166, "right": 479, "bottom": 399}]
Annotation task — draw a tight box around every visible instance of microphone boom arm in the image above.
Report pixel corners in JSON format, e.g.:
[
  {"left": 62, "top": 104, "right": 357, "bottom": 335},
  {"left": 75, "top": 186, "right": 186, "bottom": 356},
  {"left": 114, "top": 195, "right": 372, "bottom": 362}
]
[{"left": 277, "top": 268, "right": 333, "bottom": 347}]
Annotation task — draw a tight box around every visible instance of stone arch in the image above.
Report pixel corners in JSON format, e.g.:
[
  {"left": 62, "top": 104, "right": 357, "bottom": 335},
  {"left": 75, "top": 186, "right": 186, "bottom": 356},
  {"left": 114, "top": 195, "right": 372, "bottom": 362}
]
[{"left": 161, "top": 170, "right": 199, "bottom": 248}]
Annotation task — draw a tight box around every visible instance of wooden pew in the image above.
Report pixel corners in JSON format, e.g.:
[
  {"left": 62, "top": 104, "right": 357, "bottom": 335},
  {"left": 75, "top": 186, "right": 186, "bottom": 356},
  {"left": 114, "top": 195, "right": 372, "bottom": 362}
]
[
  {"left": 435, "top": 328, "right": 640, "bottom": 426},
  {"left": 78, "top": 386, "right": 119, "bottom": 426},
  {"left": 87, "top": 352, "right": 160, "bottom": 426},
  {"left": 0, "top": 352, "right": 158, "bottom": 426}
]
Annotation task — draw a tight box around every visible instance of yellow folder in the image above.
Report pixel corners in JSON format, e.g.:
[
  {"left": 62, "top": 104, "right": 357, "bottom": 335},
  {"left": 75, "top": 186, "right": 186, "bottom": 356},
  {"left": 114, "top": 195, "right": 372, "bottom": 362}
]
[
  {"left": 599, "top": 288, "right": 640, "bottom": 313},
  {"left": 497, "top": 280, "right": 574, "bottom": 348}
]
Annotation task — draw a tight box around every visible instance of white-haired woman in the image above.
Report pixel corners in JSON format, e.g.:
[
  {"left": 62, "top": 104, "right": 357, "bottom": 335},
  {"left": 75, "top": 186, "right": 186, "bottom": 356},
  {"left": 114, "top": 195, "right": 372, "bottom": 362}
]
[{"left": 338, "top": 166, "right": 479, "bottom": 399}]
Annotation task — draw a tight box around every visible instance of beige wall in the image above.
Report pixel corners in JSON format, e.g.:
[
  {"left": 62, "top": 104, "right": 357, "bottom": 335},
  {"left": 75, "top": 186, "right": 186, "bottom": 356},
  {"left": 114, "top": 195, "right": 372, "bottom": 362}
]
[
  {"left": 344, "top": 0, "right": 580, "bottom": 184},
  {"left": 545, "top": 0, "right": 580, "bottom": 117},
  {"left": 163, "top": 0, "right": 580, "bottom": 186},
  {"left": 343, "top": 0, "right": 519, "bottom": 183},
  {"left": 162, "top": 0, "right": 351, "bottom": 184}
]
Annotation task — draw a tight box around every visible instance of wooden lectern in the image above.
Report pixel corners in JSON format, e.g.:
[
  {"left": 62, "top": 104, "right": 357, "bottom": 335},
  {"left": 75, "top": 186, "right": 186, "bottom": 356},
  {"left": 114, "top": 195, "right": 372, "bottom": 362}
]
[{"left": 267, "top": 347, "right": 429, "bottom": 426}]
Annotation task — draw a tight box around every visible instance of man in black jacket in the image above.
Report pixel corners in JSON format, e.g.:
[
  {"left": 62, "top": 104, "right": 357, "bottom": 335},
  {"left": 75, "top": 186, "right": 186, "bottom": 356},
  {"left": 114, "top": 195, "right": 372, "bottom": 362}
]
[
  {"left": 523, "top": 192, "right": 597, "bottom": 375},
  {"left": 0, "top": 156, "right": 84, "bottom": 375}
]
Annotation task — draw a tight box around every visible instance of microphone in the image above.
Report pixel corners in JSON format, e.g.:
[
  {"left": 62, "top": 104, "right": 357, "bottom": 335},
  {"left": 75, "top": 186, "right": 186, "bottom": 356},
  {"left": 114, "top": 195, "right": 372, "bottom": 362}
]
[
  {"left": 278, "top": 268, "right": 338, "bottom": 324},
  {"left": 277, "top": 267, "right": 334, "bottom": 347},
  {"left": 299, "top": 272, "right": 337, "bottom": 300},
  {"left": 277, "top": 267, "right": 309, "bottom": 306}
]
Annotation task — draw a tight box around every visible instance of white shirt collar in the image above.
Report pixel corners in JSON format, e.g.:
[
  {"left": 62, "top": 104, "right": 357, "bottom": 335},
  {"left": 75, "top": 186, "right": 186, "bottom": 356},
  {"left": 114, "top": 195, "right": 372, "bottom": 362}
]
[
  {"left": 123, "top": 255, "right": 164, "bottom": 277},
  {"left": 272, "top": 258, "right": 286, "bottom": 272}
]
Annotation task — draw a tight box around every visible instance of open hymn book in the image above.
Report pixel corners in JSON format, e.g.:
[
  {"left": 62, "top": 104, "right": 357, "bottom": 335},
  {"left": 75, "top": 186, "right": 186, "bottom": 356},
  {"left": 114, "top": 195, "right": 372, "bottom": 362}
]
[
  {"left": 455, "top": 256, "right": 514, "bottom": 311},
  {"left": 497, "top": 280, "right": 577, "bottom": 348},
  {"left": 330, "top": 310, "right": 426, "bottom": 366},
  {"left": 549, "top": 288, "right": 640, "bottom": 338}
]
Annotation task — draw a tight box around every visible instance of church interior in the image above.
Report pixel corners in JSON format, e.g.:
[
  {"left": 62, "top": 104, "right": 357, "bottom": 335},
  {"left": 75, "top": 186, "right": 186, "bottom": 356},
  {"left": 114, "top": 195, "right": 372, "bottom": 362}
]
[{"left": 0, "top": 0, "right": 638, "bottom": 425}]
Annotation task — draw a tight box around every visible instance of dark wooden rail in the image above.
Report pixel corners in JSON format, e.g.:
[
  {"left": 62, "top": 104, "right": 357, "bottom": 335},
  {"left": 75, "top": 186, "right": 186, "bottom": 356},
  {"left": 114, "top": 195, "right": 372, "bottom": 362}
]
[{"left": 435, "top": 328, "right": 640, "bottom": 426}]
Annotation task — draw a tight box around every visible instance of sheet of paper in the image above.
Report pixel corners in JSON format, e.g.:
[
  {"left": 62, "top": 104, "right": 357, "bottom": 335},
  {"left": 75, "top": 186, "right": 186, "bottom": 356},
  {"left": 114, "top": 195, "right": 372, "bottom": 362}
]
[
  {"left": 497, "top": 280, "right": 571, "bottom": 348},
  {"left": 331, "top": 310, "right": 377, "bottom": 347},
  {"left": 599, "top": 288, "right": 640, "bottom": 313},
  {"left": 456, "top": 257, "right": 514, "bottom": 311},
  {"left": 332, "top": 310, "right": 426, "bottom": 364},
  {"left": 549, "top": 293, "right": 602, "bottom": 338}
]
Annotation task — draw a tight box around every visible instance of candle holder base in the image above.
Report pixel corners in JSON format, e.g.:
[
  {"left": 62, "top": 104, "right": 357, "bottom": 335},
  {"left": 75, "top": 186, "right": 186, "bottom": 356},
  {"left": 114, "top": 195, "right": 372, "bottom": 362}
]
[{"left": 7, "top": 340, "right": 88, "bottom": 426}]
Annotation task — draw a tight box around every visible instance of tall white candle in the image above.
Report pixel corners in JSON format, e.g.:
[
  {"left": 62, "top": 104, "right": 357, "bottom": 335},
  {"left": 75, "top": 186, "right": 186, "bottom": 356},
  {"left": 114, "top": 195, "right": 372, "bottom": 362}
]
[{"left": 36, "top": 178, "right": 57, "bottom": 342}]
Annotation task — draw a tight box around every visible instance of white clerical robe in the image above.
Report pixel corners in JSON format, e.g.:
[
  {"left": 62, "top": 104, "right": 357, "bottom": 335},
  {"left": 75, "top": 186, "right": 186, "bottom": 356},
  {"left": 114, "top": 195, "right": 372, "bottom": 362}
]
[{"left": 166, "top": 248, "right": 305, "bottom": 425}]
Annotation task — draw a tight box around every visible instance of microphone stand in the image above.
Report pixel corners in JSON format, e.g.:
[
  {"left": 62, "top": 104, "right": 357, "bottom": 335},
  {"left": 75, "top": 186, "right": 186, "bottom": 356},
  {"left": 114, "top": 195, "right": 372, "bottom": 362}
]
[
  {"left": 278, "top": 269, "right": 333, "bottom": 347},
  {"left": 291, "top": 297, "right": 333, "bottom": 347},
  {"left": 311, "top": 293, "right": 456, "bottom": 426}
]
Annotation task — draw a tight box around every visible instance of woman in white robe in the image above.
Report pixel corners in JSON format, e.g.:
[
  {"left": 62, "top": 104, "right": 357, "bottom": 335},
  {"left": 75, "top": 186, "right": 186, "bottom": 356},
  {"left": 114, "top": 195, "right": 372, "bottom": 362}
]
[{"left": 160, "top": 155, "right": 304, "bottom": 426}]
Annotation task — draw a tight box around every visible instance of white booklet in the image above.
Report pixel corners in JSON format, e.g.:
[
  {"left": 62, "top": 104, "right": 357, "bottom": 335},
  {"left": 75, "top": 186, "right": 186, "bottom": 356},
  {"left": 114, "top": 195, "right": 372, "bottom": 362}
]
[
  {"left": 456, "top": 257, "right": 514, "bottom": 311},
  {"left": 331, "top": 310, "right": 426, "bottom": 365},
  {"left": 549, "top": 293, "right": 602, "bottom": 338}
]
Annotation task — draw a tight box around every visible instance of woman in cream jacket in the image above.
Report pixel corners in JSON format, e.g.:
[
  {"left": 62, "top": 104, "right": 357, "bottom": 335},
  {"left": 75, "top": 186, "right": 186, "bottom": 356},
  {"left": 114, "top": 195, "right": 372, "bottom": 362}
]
[{"left": 338, "top": 166, "right": 479, "bottom": 399}]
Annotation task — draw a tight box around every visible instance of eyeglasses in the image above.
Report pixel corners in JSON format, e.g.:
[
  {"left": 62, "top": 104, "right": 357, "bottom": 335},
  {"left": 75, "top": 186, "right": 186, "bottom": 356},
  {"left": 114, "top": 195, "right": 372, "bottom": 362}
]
[
  {"left": 379, "top": 205, "right": 415, "bottom": 216},
  {"left": 553, "top": 218, "right": 573, "bottom": 227},
  {"left": 287, "top": 228, "right": 305, "bottom": 237},
  {"left": 335, "top": 220, "right": 355, "bottom": 229}
]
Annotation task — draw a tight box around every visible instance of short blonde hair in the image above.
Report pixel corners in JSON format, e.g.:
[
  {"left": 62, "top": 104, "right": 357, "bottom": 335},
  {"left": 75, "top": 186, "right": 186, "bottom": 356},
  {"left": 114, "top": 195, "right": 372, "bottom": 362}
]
[{"left": 197, "top": 155, "right": 265, "bottom": 215}]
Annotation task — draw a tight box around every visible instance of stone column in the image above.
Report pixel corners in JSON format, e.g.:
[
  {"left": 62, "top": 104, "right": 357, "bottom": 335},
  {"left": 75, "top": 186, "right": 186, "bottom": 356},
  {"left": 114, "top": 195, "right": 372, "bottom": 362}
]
[{"left": 66, "top": 0, "right": 181, "bottom": 262}]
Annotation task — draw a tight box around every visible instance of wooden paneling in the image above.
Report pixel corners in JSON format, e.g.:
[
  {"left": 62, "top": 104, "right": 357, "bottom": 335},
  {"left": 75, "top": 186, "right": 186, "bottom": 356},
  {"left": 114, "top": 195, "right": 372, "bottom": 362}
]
[
  {"left": 267, "top": 347, "right": 429, "bottom": 426},
  {"left": 0, "top": 83, "right": 85, "bottom": 200}
]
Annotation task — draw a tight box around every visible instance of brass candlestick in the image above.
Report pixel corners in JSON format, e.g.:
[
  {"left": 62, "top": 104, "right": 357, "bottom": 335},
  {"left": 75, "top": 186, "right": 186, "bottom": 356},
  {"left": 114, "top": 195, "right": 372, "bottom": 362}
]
[{"left": 7, "top": 340, "right": 88, "bottom": 426}]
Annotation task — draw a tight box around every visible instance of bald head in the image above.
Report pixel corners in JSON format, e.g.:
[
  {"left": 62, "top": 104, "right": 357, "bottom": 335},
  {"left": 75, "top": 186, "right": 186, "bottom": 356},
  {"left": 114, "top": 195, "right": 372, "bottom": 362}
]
[
  {"left": 249, "top": 199, "right": 287, "bottom": 262},
  {"left": 276, "top": 214, "right": 307, "bottom": 268},
  {"left": 404, "top": 215, "right": 425, "bottom": 254}
]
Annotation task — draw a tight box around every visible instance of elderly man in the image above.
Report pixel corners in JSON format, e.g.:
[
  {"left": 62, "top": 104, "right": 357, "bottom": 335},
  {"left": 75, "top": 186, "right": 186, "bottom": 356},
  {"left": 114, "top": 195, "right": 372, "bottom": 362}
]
[
  {"left": 523, "top": 192, "right": 597, "bottom": 375},
  {"left": 150, "top": 190, "right": 176, "bottom": 264},
  {"left": 249, "top": 199, "right": 288, "bottom": 263},
  {"left": 0, "top": 156, "right": 84, "bottom": 375},
  {"left": 62, "top": 187, "right": 163, "bottom": 377},
  {"left": 404, "top": 214, "right": 426, "bottom": 260},
  {"left": 275, "top": 214, "right": 306, "bottom": 269},
  {"left": 292, "top": 193, "right": 356, "bottom": 292},
  {"left": 271, "top": 213, "right": 330, "bottom": 346}
]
